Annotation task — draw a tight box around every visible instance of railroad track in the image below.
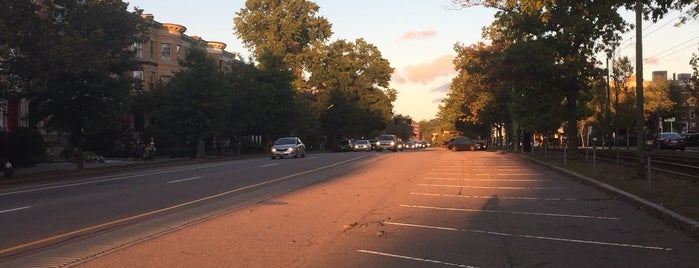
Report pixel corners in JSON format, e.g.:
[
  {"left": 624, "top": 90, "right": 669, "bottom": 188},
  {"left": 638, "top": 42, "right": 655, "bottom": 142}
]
[{"left": 548, "top": 148, "right": 699, "bottom": 181}]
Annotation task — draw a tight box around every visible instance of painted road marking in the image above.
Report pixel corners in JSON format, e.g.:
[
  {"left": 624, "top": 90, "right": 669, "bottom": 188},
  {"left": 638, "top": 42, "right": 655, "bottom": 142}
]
[
  {"left": 400, "top": 204, "right": 620, "bottom": 220},
  {"left": 424, "top": 177, "right": 552, "bottom": 182},
  {"left": 0, "top": 161, "right": 250, "bottom": 197},
  {"left": 419, "top": 184, "right": 565, "bottom": 190},
  {"left": 384, "top": 221, "right": 672, "bottom": 251},
  {"left": 168, "top": 176, "right": 203, "bottom": 184},
  {"left": 0, "top": 206, "right": 31, "bottom": 214},
  {"left": 261, "top": 163, "right": 279, "bottom": 167},
  {"left": 0, "top": 154, "right": 372, "bottom": 255},
  {"left": 410, "top": 192, "right": 577, "bottom": 201},
  {"left": 357, "top": 250, "right": 479, "bottom": 268}
]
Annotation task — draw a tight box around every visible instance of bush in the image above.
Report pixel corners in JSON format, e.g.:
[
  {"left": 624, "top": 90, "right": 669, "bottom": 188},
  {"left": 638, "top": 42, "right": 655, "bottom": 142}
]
[{"left": 6, "top": 127, "right": 46, "bottom": 167}]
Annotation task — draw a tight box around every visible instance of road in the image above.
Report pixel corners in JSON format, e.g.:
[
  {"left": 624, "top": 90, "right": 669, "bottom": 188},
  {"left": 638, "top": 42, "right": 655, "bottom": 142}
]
[{"left": 1, "top": 149, "right": 698, "bottom": 267}]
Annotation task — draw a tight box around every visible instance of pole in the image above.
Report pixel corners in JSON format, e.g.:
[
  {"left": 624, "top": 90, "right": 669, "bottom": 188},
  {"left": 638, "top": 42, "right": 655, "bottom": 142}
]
[{"left": 635, "top": 0, "right": 646, "bottom": 179}]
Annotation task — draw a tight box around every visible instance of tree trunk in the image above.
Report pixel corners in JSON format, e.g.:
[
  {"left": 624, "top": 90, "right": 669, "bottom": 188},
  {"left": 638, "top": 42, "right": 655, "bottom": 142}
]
[{"left": 565, "top": 86, "right": 579, "bottom": 160}]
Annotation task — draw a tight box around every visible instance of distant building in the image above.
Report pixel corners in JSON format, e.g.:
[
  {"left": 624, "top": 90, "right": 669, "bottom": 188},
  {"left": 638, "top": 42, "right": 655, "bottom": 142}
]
[{"left": 130, "top": 14, "right": 236, "bottom": 133}]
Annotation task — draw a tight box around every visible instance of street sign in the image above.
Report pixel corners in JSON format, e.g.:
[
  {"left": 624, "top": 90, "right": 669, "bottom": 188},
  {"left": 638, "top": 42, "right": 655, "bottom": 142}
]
[{"left": 664, "top": 117, "right": 675, "bottom": 122}]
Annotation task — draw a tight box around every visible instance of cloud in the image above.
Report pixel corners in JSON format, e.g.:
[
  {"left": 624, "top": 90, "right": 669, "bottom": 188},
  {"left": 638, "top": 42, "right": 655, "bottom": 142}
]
[
  {"left": 399, "top": 29, "right": 437, "bottom": 40},
  {"left": 402, "top": 54, "right": 456, "bottom": 84},
  {"left": 431, "top": 82, "right": 450, "bottom": 94}
]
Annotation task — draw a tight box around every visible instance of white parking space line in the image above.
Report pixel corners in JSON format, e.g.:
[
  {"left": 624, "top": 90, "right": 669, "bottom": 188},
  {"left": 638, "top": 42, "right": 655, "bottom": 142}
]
[
  {"left": 410, "top": 192, "right": 577, "bottom": 201},
  {"left": 424, "top": 177, "right": 552, "bottom": 182},
  {"left": 168, "top": 176, "right": 203, "bottom": 184},
  {"left": 400, "top": 204, "right": 620, "bottom": 220},
  {"left": 0, "top": 206, "right": 31, "bottom": 214},
  {"left": 357, "top": 250, "right": 479, "bottom": 268},
  {"left": 419, "top": 184, "right": 565, "bottom": 190},
  {"left": 261, "top": 163, "right": 279, "bottom": 167},
  {"left": 384, "top": 221, "right": 672, "bottom": 251}
]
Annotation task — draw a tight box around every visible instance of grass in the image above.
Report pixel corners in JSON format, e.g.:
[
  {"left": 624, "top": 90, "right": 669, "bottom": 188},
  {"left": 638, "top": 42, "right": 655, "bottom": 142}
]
[{"left": 519, "top": 149, "right": 699, "bottom": 222}]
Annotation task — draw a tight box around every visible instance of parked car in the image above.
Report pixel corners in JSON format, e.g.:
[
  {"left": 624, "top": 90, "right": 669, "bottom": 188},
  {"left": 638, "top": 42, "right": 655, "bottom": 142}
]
[
  {"left": 376, "top": 134, "right": 399, "bottom": 152},
  {"left": 450, "top": 137, "right": 477, "bottom": 151},
  {"left": 681, "top": 132, "right": 699, "bottom": 147},
  {"left": 353, "top": 139, "right": 373, "bottom": 151},
  {"left": 335, "top": 139, "right": 353, "bottom": 152},
  {"left": 651, "top": 132, "right": 685, "bottom": 151},
  {"left": 271, "top": 137, "right": 306, "bottom": 159}
]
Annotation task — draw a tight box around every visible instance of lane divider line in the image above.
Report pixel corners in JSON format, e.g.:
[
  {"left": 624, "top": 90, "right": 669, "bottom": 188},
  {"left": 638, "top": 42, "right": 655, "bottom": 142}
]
[
  {"left": 357, "top": 249, "right": 479, "bottom": 268},
  {"left": 0, "top": 154, "right": 372, "bottom": 255},
  {"left": 418, "top": 184, "right": 565, "bottom": 190},
  {"left": 0, "top": 206, "right": 31, "bottom": 214},
  {"left": 261, "top": 163, "right": 279, "bottom": 167},
  {"left": 400, "top": 204, "right": 620, "bottom": 220},
  {"left": 384, "top": 221, "right": 672, "bottom": 251},
  {"left": 410, "top": 192, "right": 577, "bottom": 201},
  {"left": 423, "top": 177, "right": 552, "bottom": 182},
  {"left": 168, "top": 176, "right": 203, "bottom": 184}
]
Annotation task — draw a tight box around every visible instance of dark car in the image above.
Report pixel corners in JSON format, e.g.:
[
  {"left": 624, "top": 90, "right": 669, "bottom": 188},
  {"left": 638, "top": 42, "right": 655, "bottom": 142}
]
[
  {"left": 652, "top": 132, "right": 685, "bottom": 151},
  {"left": 335, "top": 139, "right": 353, "bottom": 152},
  {"left": 681, "top": 132, "right": 699, "bottom": 147},
  {"left": 449, "top": 137, "right": 477, "bottom": 151}
]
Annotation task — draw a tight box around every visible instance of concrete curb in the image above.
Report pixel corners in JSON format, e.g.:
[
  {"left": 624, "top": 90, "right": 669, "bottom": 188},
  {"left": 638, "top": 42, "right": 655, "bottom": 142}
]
[{"left": 517, "top": 154, "right": 699, "bottom": 239}]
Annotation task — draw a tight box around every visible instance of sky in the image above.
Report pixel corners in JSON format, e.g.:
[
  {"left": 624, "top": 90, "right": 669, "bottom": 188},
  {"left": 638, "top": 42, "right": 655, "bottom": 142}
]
[{"left": 126, "top": 0, "right": 699, "bottom": 122}]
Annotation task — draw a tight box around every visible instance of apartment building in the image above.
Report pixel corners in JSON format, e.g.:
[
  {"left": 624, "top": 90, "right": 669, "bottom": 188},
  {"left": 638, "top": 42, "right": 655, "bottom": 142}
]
[{"left": 131, "top": 14, "right": 236, "bottom": 131}]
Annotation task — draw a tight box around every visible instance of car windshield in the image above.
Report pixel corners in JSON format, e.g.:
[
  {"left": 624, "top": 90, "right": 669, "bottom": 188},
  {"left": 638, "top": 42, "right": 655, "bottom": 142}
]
[
  {"left": 356, "top": 140, "right": 369, "bottom": 144},
  {"left": 660, "top": 133, "right": 681, "bottom": 139},
  {"left": 378, "top": 135, "right": 394, "bottom": 140},
  {"left": 275, "top": 138, "right": 296, "bottom": 145},
  {"left": 338, "top": 140, "right": 350, "bottom": 145}
]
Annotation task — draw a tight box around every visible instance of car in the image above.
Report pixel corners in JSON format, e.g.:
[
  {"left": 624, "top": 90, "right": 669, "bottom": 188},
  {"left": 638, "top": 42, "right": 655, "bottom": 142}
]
[
  {"left": 335, "top": 139, "right": 353, "bottom": 152},
  {"left": 271, "top": 137, "right": 306, "bottom": 159},
  {"left": 475, "top": 140, "right": 488, "bottom": 150},
  {"left": 353, "top": 139, "right": 373, "bottom": 151},
  {"left": 651, "top": 132, "right": 685, "bottom": 151},
  {"left": 404, "top": 140, "right": 418, "bottom": 150},
  {"left": 368, "top": 139, "right": 377, "bottom": 151},
  {"left": 681, "top": 132, "right": 699, "bottom": 147},
  {"left": 376, "top": 134, "right": 399, "bottom": 152},
  {"left": 449, "top": 137, "right": 477, "bottom": 151}
]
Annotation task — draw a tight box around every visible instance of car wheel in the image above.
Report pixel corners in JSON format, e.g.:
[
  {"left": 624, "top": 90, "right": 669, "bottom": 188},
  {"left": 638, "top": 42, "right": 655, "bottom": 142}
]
[{"left": 271, "top": 156, "right": 276, "bottom": 160}]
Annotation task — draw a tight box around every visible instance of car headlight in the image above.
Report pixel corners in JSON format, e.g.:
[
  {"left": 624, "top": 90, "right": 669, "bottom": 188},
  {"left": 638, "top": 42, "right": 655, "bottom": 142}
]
[
  {"left": 390, "top": 141, "right": 395, "bottom": 146},
  {"left": 271, "top": 148, "right": 277, "bottom": 152}
]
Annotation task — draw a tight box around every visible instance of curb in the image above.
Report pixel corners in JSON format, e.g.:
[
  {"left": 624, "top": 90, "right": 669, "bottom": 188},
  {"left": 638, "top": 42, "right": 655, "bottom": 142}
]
[{"left": 517, "top": 154, "right": 699, "bottom": 239}]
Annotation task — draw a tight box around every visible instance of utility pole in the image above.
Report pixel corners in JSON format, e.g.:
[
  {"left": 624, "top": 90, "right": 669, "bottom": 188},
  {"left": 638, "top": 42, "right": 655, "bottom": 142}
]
[{"left": 635, "top": 0, "right": 646, "bottom": 178}]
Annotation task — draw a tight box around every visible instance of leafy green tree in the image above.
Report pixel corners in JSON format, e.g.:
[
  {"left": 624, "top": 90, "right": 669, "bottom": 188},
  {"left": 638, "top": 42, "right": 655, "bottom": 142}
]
[
  {"left": 2, "top": 1, "right": 147, "bottom": 168},
  {"left": 307, "top": 39, "right": 395, "bottom": 141},
  {"left": 384, "top": 114, "right": 414, "bottom": 141},
  {"left": 155, "top": 48, "right": 231, "bottom": 157},
  {"left": 234, "top": 0, "right": 332, "bottom": 89}
]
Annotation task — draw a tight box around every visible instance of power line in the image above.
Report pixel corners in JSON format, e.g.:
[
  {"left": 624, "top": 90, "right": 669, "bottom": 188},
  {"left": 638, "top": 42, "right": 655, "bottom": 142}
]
[{"left": 646, "top": 35, "right": 699, "bottom": 60}]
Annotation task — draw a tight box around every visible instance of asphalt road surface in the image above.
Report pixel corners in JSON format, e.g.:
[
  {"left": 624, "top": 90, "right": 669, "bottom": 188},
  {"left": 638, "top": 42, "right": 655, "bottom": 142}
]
[{"left": 1, "top": 149, "right": 697, "bottom": 267}]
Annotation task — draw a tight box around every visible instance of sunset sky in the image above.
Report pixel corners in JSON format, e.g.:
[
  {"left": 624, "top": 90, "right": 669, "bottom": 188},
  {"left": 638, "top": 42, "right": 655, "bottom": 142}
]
[{"left": 127, "top": 0, "right": 699, "bottom": 121}]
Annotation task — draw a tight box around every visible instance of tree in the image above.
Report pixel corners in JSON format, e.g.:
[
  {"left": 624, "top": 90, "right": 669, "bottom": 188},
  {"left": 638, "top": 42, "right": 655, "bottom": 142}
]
[
  {"left": 1, "top": 1, "right": 147, "bottom": 168},
  {"left": 155, "top": 48, "right": 231, "bottom": 157},
  {"left": 234, "top": 0, "right": 333, "bottom": 89},
  {"left": 307, "top": 39, "right": 395, "bottom": 141},
  {"left": 384, "top": 114, "right": 414, "bottom": 141}
]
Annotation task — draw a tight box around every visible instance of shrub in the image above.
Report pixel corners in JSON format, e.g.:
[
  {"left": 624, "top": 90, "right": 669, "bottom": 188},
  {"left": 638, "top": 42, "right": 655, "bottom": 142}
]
[{"left": 7, "top": 127, "right": 46, "bottom": 167}]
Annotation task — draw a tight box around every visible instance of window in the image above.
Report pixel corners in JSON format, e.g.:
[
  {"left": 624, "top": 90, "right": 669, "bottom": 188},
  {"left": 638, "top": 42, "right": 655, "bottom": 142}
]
[
  {"left": 176, "top": 44, "right": 182, "bottom": 61},
  {"left": 161, "top": 43, "right": 171, "bottom": 61},
  {"left": 133, "top": 71, "right": 144, "bottom": 92},
  {"left": 149, "top": 71, "right": 155, "bottom": 90},
  {"left": 690, "top": 110, "right": 696, "bottom": 120},
  {"left": 160, "top": 75, "right": 172, "bottom": 84},
  {"left": 132, "top": 43, "right": 143, "bottom": 58}
]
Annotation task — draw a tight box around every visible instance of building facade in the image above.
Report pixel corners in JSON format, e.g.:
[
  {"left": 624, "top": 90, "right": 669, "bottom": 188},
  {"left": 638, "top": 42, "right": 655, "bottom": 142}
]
[{"left": 130, "top": 14, "right": 236, "bottom": 132}]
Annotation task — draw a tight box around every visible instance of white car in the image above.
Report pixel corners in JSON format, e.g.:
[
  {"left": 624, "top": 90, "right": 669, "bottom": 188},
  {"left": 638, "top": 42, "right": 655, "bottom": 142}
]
[
  {"left": 271, "top": 137, "right": 306, "bottom": 159},
  {"left": 353, "top": 139, "right": 372, "bottom": 151}
]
